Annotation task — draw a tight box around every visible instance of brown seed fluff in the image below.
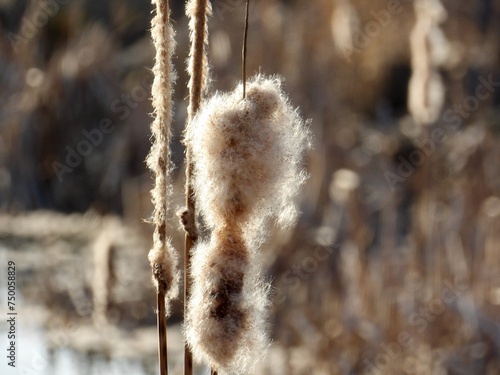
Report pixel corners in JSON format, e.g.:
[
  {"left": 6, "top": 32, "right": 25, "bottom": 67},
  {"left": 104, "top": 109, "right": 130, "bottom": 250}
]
[{"left": 185, "top": 226, "right": 269, "bottom": 374}]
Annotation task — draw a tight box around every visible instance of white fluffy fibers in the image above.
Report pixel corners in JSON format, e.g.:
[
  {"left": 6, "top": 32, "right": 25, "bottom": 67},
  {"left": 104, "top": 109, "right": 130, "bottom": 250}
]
[{"left": 186, "top": 74, "right": 311, "bottom": 232}]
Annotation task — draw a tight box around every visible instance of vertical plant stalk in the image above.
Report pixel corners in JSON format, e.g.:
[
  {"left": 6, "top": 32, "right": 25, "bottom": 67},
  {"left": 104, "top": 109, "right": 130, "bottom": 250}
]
[
  {"left": 408, "top": 0, "right": 447, "bottom": 126},
  {"left": 147, "top": 1, "right": 178, "bottom": 375},
  {"left": 186, "top": 0, "right": 211, "bottom": 119},
  {"left": 407, "top": 0, "right": 448, "bottom": 291},
  {"left": 184, "top": 1, "right": 211, "bottom": 374},
  {"left": 157, "top": 290, "right": 168, "bottom": 375},
  {"left": 242, "top": 0, "right": 250, "bottom": 99},
  {"left": 183, "top": 222, "right": 194, "bottom": 375}
]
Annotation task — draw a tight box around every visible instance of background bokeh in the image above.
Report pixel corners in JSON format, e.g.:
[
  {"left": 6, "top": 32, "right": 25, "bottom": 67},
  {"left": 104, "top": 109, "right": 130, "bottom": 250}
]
[{"left": 1, "top": 0, "right": 500, "bottom": 374}]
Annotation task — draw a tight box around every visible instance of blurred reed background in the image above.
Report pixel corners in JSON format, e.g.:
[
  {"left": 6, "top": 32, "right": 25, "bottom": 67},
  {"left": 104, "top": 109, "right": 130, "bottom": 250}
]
[{"left": 0, "top": 0, "right": 499, "bottom": 374}]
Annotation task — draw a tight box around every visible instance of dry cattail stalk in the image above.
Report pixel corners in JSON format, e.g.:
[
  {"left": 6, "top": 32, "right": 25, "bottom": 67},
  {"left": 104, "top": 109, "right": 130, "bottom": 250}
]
[
  {"left": 185, "top": 75, "right": 310, "bottom": 374},
  {"left": 147, "top": 1, "right": 178, "bottom": 374},
  {"left": 183, "top": 1, "right": 212, "bottom": 374},
  {"left": 408, "top": 0, "right": 449, "bottom": 126},
  {"left": 92, "top": 222, "right": 118, "bottom": 327},
  {"left": 147, "top": 0, "right": 179, "bottom": 314},
  {"left": 330, "top": 0, "right": 359, "bottom": 60},
  {"left": 186, "top": 0, "right": 212, "bottom": 119},
  {"left": 241, "top": 0, "right": 250, "bottom": 98}
]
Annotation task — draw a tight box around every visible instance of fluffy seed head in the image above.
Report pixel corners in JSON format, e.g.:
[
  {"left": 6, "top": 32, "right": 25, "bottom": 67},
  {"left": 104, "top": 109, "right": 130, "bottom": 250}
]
[
  {"left": 146, "top": 0, "right": 179, "bottom": 317},
  {"left": 186, "top": 74, "right": 311, "bottom": 231},
  {"left": 185, "top": 228, "right": 269, "bottom": 373},
  {"left": 148, "top": 240, "right": 180, "bottom": 316},
  {"left": 185, "top": 75, "right": 309, "bottom": 373}
]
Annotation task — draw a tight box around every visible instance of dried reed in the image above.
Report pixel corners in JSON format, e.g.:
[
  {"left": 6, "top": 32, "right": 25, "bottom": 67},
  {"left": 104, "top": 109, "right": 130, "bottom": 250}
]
[
  {"left": 92, "top": 221, "right": 118, "bottom": 327},
  {"left": 183, "top": 1, "right": 212, "bottom": 374},
  {"left": 147, "top": 0, "right": 179, "bottom": 374},
  {"left": 408, "top": 0, "right": 448, "bottom": 126}
]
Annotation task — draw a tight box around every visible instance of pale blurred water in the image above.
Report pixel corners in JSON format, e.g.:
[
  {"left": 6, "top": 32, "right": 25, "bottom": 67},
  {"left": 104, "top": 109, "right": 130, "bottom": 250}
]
[
  {"left": 1, "top": 317, "right": 155, "bottom": 375},
  {"left": 0, "top": 245, "right": 154, "bottom": 375}
]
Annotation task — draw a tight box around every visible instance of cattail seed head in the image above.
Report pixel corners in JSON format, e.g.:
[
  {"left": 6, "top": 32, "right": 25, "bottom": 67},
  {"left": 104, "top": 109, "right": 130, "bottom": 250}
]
[
  {"left": 185, "top": 74, "right": 309, "bottom": 373},
  {"left": 148, "top": 240, "right": 180, "bottom": 315},
  {"left": 186, "top": 227, "right": 269, "bottom": 373},
  {"left": 186, "top": 74, "right": 311, "bottom": 232}
]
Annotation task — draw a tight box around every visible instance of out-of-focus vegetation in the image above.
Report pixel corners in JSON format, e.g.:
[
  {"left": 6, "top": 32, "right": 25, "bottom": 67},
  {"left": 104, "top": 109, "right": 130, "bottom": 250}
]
[{"left": 1, "top": 0, "right": 500, "bottom": 374}]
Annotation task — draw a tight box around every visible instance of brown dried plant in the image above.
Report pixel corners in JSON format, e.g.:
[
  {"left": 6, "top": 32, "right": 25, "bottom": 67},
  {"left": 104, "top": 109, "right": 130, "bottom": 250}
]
[
  {"left": 146, "top": 0, "right": 179, "bottom": 374},
  {"left": 408, "top": 0, "right": 448, "bottom": 126},
  {"left": 185, "top": 75, "right": 311, "bottom": 374},
  {"left": 183, "top": 1, "right": 212, "bottom": 374},
  {"left": 147, "top": 2, "right": 310, "bottom": 374}
]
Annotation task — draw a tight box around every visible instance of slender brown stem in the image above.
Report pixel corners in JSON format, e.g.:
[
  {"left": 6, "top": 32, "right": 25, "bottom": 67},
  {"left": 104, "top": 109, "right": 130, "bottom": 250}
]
[
  {"left": 211, "top": 369, "right": 218, "bottom": 375},
  {"left": 183, "top": 230, "right": 194, "bottom": 375},
  {"left": 148, "top": 0, "right": 175, "bottom": 374},
  {"left": 157, "top": 290, "right": 169, "bottom": 375},
  {"left": 242, "top": 0, "right": 250, "bottom": 99},
  {"left": 187, "top": 0, "right": 210, "bottom": 118}
]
